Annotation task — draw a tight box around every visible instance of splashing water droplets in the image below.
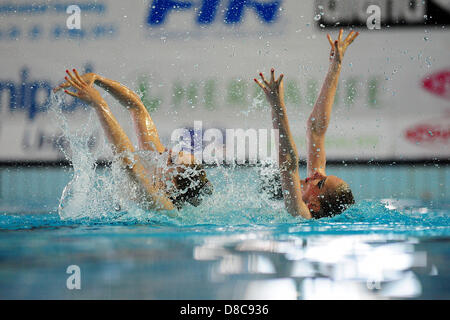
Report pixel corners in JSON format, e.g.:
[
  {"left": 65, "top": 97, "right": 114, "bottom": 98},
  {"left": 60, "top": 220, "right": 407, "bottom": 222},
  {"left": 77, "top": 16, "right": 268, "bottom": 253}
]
[{"left": 49, "top": 92, "right": 290, "bottom": 225}]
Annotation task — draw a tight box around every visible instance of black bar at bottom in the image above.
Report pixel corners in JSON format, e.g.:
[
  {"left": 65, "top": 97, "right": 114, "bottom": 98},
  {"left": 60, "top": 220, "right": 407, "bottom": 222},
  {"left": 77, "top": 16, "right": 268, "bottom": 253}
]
[{"left": 0, "top": 300, "right": 445, "bottom": 317}]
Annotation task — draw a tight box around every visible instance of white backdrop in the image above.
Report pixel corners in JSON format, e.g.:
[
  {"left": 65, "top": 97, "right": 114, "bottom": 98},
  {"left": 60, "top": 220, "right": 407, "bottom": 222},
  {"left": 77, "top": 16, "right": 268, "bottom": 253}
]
[{"left": 0, "top": 0, "right": 449, "bottom": 161}]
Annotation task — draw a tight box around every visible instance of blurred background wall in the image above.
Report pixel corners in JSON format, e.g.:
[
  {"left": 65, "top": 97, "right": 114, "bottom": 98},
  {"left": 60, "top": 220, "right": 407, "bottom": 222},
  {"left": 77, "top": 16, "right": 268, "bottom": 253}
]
[
  {"left": 0, "top": 0, "right": 448, "bottom": 161},
  {"left": 0, "top": 0, "right": 448, "bottom": 208}
]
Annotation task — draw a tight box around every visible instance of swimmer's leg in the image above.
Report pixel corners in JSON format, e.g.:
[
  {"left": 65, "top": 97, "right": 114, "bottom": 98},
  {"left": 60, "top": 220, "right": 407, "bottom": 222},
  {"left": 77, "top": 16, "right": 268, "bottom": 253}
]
[{"left": 95, "top": 76, "right": 166, "bottom": 153}]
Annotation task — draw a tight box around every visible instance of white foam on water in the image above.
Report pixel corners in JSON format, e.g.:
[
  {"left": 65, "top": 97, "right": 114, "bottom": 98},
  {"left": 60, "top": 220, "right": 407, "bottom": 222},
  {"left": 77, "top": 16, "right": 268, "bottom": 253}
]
[{"left": 50, "top": 93, "right": 144, "bottom": 221}]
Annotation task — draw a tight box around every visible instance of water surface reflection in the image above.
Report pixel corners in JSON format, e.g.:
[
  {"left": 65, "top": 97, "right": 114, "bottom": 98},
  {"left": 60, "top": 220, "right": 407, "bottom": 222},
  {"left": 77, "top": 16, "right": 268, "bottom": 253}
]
[{"left": 193, "top": 234, "right": 439, "bottom": 299}]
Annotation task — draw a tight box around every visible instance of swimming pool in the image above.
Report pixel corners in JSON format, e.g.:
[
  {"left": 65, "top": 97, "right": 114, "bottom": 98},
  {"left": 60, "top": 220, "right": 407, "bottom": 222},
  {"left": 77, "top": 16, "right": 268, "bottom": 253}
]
[{"left": 0, "top": 165, "right": 449, "bottom": 299}]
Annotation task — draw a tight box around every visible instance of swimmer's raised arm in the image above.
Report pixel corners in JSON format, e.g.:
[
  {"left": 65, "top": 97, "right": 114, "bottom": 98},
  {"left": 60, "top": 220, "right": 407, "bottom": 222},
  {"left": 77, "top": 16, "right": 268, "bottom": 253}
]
[
  {"left": 56, "top": 73, "right": 165, "bottom": 153},
  {"left": 61, "top": 69, "right": 175, "bottom": 212},
  {"left": 306, "top": 29, "right": 359, "bottom": 177},
  {"left": 255, "top": 69, "right": 312, "bottom": 219}
]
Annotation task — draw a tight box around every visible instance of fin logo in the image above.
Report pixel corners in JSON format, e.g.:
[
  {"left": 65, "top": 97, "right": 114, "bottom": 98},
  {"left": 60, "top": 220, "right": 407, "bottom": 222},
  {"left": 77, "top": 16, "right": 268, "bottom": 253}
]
[{"left": 147, "top": 0, "right": 281, "bottom": 26}]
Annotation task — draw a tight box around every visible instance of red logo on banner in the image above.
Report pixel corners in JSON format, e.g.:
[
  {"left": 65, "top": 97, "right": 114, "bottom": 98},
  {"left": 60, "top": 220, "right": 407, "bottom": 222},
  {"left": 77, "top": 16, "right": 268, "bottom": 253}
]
[
  {"left": 405, "top": 119, "right": 450, "bottom": 146},
  {"left": 422, "top": 70, "right": 450, "bottom": 100}
]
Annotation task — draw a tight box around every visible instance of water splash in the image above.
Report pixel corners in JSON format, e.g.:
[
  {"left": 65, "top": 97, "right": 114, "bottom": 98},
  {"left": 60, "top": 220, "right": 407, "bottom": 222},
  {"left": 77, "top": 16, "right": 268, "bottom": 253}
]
[
  {"left": 46, "top": 93, "right": 450, "bottom": 232},
  {"left": 48, "top": 92, "right": 288, "bottom": 225},
  {"left": 50, "top": 93, "right": 150, "bottom": 221}
]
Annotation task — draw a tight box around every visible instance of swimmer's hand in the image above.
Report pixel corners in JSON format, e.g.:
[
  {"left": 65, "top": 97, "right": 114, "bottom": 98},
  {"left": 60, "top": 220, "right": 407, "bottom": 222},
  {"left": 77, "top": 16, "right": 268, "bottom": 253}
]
[
  {"left": 54, "top": 70, "right": 98, "bottom": 93},
  {"left": 254, "top": 68, "right": 284, "bottom": 106},
  {"left": 327, "top": 29, "right": 359, "bottom": 65},
  {"left": 62, "top": 69, "right": 104, "bottom": 106}
]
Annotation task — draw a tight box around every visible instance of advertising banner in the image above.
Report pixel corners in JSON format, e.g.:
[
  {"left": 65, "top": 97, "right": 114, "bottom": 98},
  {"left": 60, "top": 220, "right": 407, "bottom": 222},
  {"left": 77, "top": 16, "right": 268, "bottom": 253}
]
[{"left": 0, "top": 0, "right": 449, "bottom": 161}]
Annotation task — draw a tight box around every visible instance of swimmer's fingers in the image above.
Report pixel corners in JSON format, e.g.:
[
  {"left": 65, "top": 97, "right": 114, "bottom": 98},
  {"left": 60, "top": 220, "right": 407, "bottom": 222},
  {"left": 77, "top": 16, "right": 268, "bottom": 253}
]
[
  {"left": 345, "top": 31, "right": 359, "bottom": 47},
  {"left": 56, "top": 72, "right": 96, "bottom": 93},
  {"left": 338, "top": 28, "right": 343, "bottom": 44},
  {"left": 64, "top": 76, "right": 82, "bottom": 91},
  {"left": 66, "top": 69, "right": 84, "bottom": 88},
  {"left": 254, "top": 78, "right": 267, "bottom": 92},
  {"left": 327, "top": 34, "right": 336, "bottom": 60},
  {"left": 259, "top": 72, "right": 270, "bottom": 87},
  {"left": 344, "top": 31, "right": 355, "bottom": 43},
  {"left": 54, "top": 70, "right": 79, "bottom": 92},
  {"left": 270, "top": 68, "right": 275, "bottom": 83},
  {"left": 63, "top": 89, "right": 79, "bottom": 98},
  {"left": 53, "top": 81, "right": 70, "bottom": 92},
  {"left": 72, "top": 69, "right": 87, "bottom": 86},
  {"left": 331, "top": 39, "right": 343, "bottom": 63},
  {"left": 327, "top": 34, "right": 334, "bottom": 49},
  {"left": 276, "top": 74, "right": 284, "bottom": 85},
  {"left": 334, "top": 40, "right": 339, "bottom": 52}
]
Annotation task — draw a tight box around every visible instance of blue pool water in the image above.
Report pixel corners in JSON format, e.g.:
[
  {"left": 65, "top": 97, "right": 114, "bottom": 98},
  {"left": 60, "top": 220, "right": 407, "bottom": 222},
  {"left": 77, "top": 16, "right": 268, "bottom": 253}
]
[{"left": 0, "top": 166, "right": 449, "bottom": 299}]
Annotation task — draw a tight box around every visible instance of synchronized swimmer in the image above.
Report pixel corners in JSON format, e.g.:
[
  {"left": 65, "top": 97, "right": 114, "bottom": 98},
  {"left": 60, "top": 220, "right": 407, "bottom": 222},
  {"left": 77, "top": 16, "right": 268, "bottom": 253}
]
[
  {"left": 254, "top": 29, "right": 358, "bottom": 219},
  {"left": 55, "top": 70, "right": 213, "bottom": 212},
  {"left": 55, "top": 29, "right": 358, "bottom": 219}
]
